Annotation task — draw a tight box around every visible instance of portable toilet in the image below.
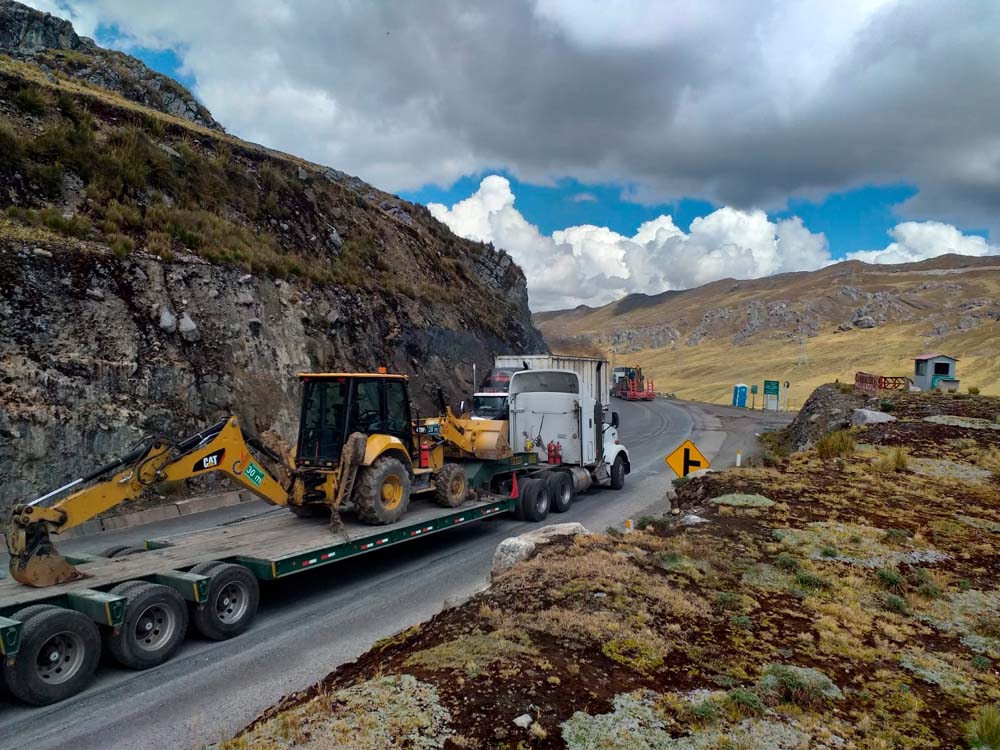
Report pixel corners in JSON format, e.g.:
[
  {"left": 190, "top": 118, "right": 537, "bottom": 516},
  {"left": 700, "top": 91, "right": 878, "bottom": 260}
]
[
  {"left": 732, "top": 383, "right": 748, "bottom": 408},
  {"left": 913, "top": 354, "right": 959, "bottom": 392}
]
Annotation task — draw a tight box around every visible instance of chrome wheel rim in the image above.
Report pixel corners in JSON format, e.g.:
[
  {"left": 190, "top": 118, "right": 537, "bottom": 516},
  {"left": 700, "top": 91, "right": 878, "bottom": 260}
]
[
  {"left": 35, "top": 631, "right": 84, "bottom": 684},
  {"left": 215, "top": 581, "right": 250, "bottom": 624},
  {"left": 133, "top": 603, "right": 178, "bottom": 653},
  {"left": 536, "top": 490, "right": 550, "bottom": 514}
]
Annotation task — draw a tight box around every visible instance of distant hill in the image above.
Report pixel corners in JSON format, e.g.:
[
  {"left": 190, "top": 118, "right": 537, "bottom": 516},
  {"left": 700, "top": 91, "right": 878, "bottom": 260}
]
[{"left": 536, "top": 255, "right": 1000, "bottom": 405}]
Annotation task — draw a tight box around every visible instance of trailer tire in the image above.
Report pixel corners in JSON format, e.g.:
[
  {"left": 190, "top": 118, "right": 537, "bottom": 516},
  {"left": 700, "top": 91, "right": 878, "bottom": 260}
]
[
  {"left": 520, "top": 478, "right": 551, "bottom": 523},
  {"left": 104, "top": 583, "right": 188, "bottom": 669},
  {"left": 3, "top": 608, "right": 101, "bottom": 706},
  {"left": 545, "top": 471, "right": 574, "bottom": 513},
  {"left": 610, "top": 455, "right": 626, "bottom": 490},
  {"left": 192, "top": 563, "right": 259, "bottom": 641},
  {"left": 99, "top": 545, "right": 139, "bottom": 558},
  {"left": 9, "top": 604, "right": 60, "bottom": 624},
  {"left": 353, "top": 456, "right": 411, "bottom": 525},
  {"left": 189, "top": 560, "right": 226, "bottom": 577},
  {"left": 433, "top": 464, "right": 468, "bottom": 508}
]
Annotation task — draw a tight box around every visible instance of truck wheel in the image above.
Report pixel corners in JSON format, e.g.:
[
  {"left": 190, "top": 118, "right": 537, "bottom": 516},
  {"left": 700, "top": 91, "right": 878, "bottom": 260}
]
[
  {"left": 610, "top": 455, "right": 626, "bottom": 490},
  {"left": 354, "top": 456, "right": 411, "bottom": 524},
  {"left": 192, "top": 563, "right": 259, "bottom": 641},
  {"left": 546, "top": 471, "right": 574, "bottom": 513},
  {"left": 104, "top": 582, "right": 188, "bottom": 669},
  {"left": 8, "top": 604, "right": 60, "bottom": 624},
  {"left": 433, "top": 464, "right": 468, "bottom": 508},
  {"left": 520, "top": 478, "right": 551, "bottom": 523},
  {"left": 3, "top": 608, "right": 101, "bottom": 705}
]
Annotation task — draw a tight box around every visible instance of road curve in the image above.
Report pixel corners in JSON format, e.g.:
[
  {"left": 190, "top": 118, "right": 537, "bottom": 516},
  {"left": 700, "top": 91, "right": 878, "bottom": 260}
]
[{"left": 0, "top": 398, "right": 788, "bottom": 750}]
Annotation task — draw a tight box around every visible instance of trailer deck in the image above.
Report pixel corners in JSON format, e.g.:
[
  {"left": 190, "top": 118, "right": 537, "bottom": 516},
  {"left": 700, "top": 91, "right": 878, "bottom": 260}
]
[{"left": 0, "top": 496, "right": 513, "bottom": 613}]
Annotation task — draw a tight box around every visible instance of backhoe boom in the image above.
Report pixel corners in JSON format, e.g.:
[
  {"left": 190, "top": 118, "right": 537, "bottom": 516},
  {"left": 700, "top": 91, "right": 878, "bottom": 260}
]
[{"left": 5, "top": 416, "right": 291, "bottom": 587}]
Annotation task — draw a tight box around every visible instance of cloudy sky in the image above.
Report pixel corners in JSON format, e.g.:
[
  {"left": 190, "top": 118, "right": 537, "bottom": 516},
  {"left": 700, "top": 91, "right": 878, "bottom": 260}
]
[{"left": 27, "top": 0, "right": 1000, "bottom": 310}]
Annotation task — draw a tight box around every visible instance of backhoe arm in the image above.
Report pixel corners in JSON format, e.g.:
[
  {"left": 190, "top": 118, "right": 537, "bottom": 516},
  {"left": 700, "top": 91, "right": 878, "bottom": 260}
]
[{"left": 5, "top": 416, "right": 291, "bottom": 588}]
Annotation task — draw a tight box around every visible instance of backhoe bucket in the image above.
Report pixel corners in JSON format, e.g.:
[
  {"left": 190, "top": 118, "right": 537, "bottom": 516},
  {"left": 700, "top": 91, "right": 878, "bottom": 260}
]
[{"left": 6, "top": 521, "right": 84, "bottom": 587}]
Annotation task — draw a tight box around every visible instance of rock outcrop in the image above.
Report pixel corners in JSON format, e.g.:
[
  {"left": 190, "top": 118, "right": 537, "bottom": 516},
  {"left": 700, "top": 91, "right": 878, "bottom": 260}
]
[{"left": 0, "top": 0, "right": 221, "bottom": 130}]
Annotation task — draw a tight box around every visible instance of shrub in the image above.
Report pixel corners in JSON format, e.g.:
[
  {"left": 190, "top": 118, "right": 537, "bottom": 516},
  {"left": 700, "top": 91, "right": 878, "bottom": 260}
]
[
  {"left": 108, "top": 233, "right": 135, "bottom": 257},
  {"left": 972, "top": 655, "right": 992, "bottom": 672},
  {"left": 715, "top": 592, "right": 741, "bottom": 611},
  {"left": 881, "top": 593, "right": 909, "bottom": 615},
  {"left": 0, "top": 124, "right": 23, "bottom": 165},
  {"left": 969, "top": 386, "right": 981, "bottom": 396},
  {"left": 14, "top": 86, "right": 48, "bottom": 115},
  {"left": 636, "top": 515, "right": 672, "bottom": 533},
  {"left": 837, "top": 383, "right": 854, "bottom": 395},
  {"left": 730, "top": 614, "right": 753, "bottom": 630},
  {"left": 967, "top": 704, "right": 1000, "bottom": 749},
  {"left": 795, "top": 570, "right": 831, "bottom": 590},
  {"left": 819, "top": 546, "right": 839, "bottom": 558},
  {"left": 689, "top": 700, "right": 718, "bottom": 723},
  {"left": 874, "top": 446, "right": 909, "bottom": 474},
  {"left": 601, "top": 635, "right": 665, "bottom": 673},
  {"left": 877, "top": 567, "right": 906, "bottom": 593},
  {"left": 757, "top": 664, "right": 843, "bottom": 706},
  {"left": 726, "top": 688, "right": 766, "bottom": 715},
  {"left": 774, "top": 552, "right": 800, "bottom": 572},
  {"left": 882, "top": 528, "right": 910, "bottom": 543},
  {"left": 879, "top": 400, "right": 896, "bottom": 412},
  {"left": 816, "top": 429, "right": 855, "bottom": 460}
]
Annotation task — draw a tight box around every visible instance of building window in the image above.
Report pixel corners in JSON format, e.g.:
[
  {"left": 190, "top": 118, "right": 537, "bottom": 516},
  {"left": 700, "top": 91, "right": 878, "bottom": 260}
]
[
  {"left": 915, "top": 361, "right": 927, "bottom": 376},
  {"left": 934, "top": 361, "right": 951, "bottom": 376}
]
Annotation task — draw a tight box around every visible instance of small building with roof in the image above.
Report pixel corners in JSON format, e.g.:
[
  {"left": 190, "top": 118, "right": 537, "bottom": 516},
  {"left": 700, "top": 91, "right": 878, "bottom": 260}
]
[{"left": 913, "top": 353, "right": 959, "bottom": 392}]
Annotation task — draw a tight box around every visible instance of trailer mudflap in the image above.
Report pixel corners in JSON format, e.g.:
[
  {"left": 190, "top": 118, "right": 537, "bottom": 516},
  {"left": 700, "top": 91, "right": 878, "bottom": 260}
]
[{"left": 0, "top": 615, "right": 21, "bottom": 662}]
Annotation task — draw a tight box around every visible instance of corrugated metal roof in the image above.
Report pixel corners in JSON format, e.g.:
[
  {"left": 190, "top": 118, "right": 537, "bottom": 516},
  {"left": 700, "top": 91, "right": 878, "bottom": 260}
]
[{"left": 914, "top": 353, "right": 959, "bottom": 361}]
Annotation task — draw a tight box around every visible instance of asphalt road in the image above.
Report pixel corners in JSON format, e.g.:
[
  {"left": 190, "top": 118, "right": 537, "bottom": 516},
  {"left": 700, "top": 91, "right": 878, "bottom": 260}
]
[{"left": 0, "top": 398, "right": 792, "bottom": 750}]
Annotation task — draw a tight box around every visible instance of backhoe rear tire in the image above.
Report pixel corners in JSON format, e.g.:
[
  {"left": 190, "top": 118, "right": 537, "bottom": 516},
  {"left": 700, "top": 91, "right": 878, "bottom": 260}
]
[
  {"left": 104, "top": 582, "right": 188, "bottom": 669},
  {"left": 192, "top": 563, "right": 259, "bottom": 641},
  {"left": 3, "top": 608, "right": 101, "bottom": 705},
  {"left": 433, "top": 464, "right": 468, "bottom": 508},
  {"left": 354, "top": 456, "right": 411, "bottom": 525}
]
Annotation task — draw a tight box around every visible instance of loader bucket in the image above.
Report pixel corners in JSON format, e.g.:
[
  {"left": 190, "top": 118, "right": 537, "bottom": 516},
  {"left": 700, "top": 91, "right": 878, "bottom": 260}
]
[{"left": 6, "top": 521, "right": 84, "bottom": 587}]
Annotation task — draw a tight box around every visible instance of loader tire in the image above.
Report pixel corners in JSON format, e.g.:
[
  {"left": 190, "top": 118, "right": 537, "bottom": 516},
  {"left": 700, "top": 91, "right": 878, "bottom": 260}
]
[
  {"left": 354, "top": 456, "right": 411, "bottom": 525},
  {"left": 104, "top": 582, "right": 188, "bottom": 670},
  {"left": 4, "top": 608, "right": 101, "bottom": 705},
  {"left": 519, "top": 478, "right": 551, "bottom": 523},
  {"left": 192, "top": 563, "right": 259, "bottom": 641},
  {"left": 433, "top": 464, "right": 468, "bottom": 508},
  {"left": 545, "top": 471, "right": 574, "bottom": 513}
]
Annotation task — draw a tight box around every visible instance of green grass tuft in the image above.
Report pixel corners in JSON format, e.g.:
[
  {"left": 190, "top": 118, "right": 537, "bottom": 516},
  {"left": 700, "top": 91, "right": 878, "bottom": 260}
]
[
  {"left": 816, "top": 429, "right": 855, "bottom": 460},
  {"left": 967, "top": 704, "right": 1000, "bottom": 749}
]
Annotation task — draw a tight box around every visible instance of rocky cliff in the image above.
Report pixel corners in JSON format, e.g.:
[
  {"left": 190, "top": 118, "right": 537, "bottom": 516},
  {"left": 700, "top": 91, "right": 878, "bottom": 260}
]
[{"left": 0, "top": 3, "right": 545, "bottom": 506}]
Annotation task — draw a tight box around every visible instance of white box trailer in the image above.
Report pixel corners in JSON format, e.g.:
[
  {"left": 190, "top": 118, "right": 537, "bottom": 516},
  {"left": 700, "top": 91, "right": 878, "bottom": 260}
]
[{"left": 494, "top": 354, "right": 611, "bottom": 412}]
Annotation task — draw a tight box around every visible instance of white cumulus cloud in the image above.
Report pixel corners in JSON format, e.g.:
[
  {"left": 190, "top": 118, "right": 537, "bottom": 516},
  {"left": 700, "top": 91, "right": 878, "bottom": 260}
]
[{"left": 430, "top": 176, "right": 998, "bottom": 311}]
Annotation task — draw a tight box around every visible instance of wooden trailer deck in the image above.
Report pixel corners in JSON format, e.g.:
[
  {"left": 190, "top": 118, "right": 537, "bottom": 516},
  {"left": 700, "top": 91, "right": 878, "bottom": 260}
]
[{"left": 0, "top": 496, "right": 514, "bottom": 612}]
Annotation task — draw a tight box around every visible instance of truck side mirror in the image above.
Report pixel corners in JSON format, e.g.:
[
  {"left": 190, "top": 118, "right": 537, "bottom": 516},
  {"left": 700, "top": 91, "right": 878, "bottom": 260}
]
[{"left": 611, "top": 411, "right": 620, "bottom": 428}]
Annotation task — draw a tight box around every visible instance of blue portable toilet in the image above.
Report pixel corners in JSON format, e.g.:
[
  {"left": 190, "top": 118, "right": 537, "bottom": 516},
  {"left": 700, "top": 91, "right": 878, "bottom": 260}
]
[{"left": 732, "top": 383, "right": 748, "bottom": 408}]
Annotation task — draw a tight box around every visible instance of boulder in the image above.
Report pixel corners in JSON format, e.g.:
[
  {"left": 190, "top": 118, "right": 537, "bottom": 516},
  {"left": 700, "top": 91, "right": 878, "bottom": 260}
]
[
  {"left": 851, "top": 408, "right": 897, "bottom": 427},
  {"left": 491, "top": 522, "right": 588, "bottom": 578},
  {"left": 853, "top": 315, "right": 877, "bottom": 329},
  {"left": 178, "top": 312, "right": 200, "bottom": 342},
  {"left": 158, "top": 307, "right": 177, "bottom": 333}
]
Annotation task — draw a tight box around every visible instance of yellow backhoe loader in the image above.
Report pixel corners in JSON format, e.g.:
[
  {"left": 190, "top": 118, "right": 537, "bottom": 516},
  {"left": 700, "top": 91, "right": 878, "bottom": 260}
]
[{"left": 5, "top": 371, "right": 512, "bottom": 588}]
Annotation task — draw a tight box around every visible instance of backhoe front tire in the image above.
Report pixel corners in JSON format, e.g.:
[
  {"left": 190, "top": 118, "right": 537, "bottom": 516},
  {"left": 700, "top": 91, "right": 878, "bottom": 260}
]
[
  {"left": 4, "top": 607, "right": 101, "bottom": 705},
  {"left": 104, "top": 582, "right": 188, "bottom": 669},
  {"left": 433, "top": 464, "right": 468, "bottom": 508},
  {"left": 354, "top": 456, "right": 411, "bottom": 524}
]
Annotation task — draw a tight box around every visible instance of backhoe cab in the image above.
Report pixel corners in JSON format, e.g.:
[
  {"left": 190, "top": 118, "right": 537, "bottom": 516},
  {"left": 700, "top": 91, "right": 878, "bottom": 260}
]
[{"left": 291, "top": 373, "right": 480, "bottom": 524}]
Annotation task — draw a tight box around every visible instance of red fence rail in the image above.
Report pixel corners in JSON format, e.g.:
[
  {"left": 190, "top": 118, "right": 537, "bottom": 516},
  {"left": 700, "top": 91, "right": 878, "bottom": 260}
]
[{"left": 855, "top": 372, "right": 909, "bottom": 393}]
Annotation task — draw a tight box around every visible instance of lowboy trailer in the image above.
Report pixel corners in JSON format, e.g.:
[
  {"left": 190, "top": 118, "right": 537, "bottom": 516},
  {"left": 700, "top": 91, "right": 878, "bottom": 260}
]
[{"left": 0, "top": 451, "right": 583, "bottom": 707}]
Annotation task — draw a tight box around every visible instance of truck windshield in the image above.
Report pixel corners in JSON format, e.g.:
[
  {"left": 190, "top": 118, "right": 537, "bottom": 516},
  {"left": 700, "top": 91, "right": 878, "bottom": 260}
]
[{"left": 473, "top": 394, "right": 508, "bottom": 419}]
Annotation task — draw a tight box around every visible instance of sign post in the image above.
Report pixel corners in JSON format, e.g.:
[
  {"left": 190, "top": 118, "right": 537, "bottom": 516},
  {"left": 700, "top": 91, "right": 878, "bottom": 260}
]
[
  {"left": 750, "top": 383, "right": 758, "bottom": 410},
  {"left": 763, "top": 380, "right": 780, "bottom": 411},
  {"left": 665, "top": 440, "right": 711, "bottom": 478}
]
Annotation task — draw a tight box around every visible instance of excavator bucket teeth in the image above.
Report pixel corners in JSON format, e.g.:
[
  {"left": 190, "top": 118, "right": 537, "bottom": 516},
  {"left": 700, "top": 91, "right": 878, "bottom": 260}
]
[{"left": 7, "top": 523, "right": 84, "bottom": 587}]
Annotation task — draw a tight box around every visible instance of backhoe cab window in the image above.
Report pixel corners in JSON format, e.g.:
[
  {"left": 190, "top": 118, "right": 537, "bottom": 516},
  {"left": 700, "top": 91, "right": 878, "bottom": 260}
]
[
  {"left": 299, "top": 380, "right": 349, "bottom": 463},
  {"left": 298, "top": 378, "right": 413, "bottom": 466}
]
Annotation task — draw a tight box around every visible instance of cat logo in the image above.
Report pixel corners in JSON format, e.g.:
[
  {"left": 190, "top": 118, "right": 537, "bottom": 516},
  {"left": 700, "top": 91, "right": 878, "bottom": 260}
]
[{"left": 194, "top": 449, "right": 225, "bottom": 473}]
